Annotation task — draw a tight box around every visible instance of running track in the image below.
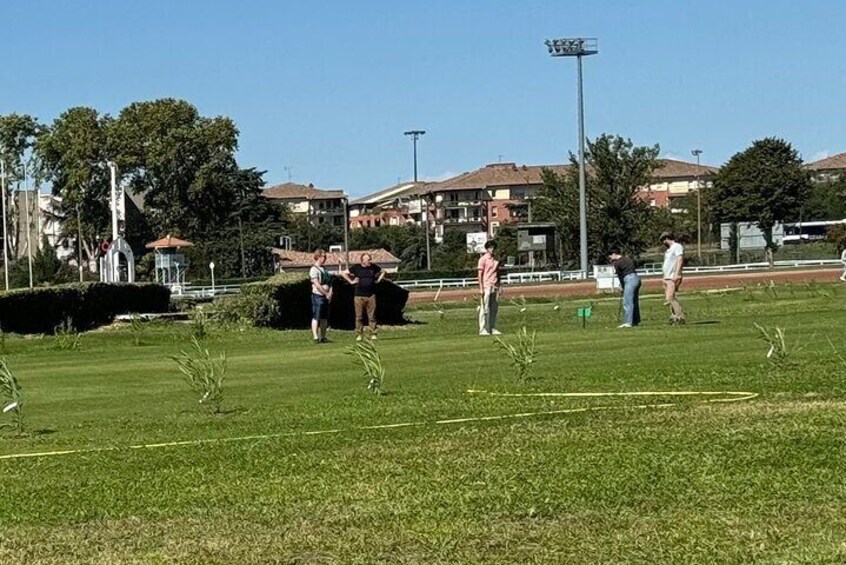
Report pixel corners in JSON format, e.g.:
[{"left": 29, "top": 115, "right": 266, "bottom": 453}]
[{"left": 406, "top": 268, "right": 844, "bottom": 303}]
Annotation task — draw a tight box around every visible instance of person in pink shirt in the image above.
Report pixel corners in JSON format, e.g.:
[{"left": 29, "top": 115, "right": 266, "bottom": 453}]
[{"left": 477, "top": 239, "right": 501, "bottom": 336}]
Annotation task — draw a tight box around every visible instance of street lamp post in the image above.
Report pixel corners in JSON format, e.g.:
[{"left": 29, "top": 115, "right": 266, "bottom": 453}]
[
  {"left": 209, "top": 261, "right": 216, "bottom": 296},
  {"left": 404, "top": 130, "right": 430, "bottom": 270},
  {"left": 545, "top": 37, "right": 598, "bottom": 278},
  {"left": 692, "top": 149, "right": 703, "bottom": 259}
]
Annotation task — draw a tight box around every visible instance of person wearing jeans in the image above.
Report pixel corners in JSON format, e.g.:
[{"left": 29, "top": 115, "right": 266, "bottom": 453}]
[
  {"left": 609, "top": 249, "right": 641, "bottom": 328},
  {"left": 477, "top": 239, "right": 501, "bottom": 336}
]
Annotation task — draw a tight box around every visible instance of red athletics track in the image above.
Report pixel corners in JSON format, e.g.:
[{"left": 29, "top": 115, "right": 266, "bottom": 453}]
[{"left": 405, "top": 268, "right": 844, "bottom": 304}]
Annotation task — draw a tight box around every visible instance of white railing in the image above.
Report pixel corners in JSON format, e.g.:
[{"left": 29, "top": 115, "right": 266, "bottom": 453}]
[
  {"left": 397, "top": 259, "right": 842, "bottom": 289},
  {"left": 170, "top": 259, "right": 842, "bottom": 296}
]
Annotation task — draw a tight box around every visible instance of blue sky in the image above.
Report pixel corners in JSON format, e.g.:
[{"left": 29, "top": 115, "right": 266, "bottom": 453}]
[{"left": 3, "top": 0, "right": 844, "bottom": 197}]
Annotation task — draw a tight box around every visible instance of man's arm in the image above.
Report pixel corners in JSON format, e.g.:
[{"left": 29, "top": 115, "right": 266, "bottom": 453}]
[
  {"left": 375, "top": 265, "right": 386, "bottom": 283},
  {"left": 340, "top": 269, "right": 357, "bottom": 285},
  {"left": 311, "top": 276, "right": 331, "bottom": 297}
]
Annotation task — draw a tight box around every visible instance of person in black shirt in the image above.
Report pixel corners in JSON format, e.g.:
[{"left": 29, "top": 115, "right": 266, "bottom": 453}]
[
  {"left": 608, "top": 249, "right": 641, "bottom": 328},
  {"left": 342, "top": 253, "right": 386, "bottom": 340}
]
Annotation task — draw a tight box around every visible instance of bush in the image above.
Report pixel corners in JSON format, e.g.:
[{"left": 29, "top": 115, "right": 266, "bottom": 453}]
[
  {"left": 0, "top": 283, "right": 171, "bottom": 334},
  {"left": 231, "top": 272, "right": 409, "bottom": 330}
]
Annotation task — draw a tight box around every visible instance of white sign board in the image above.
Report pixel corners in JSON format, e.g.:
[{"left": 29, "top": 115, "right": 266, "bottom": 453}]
[
  {"left": 466, "top": 232, "right": 489, "bottom": 254},
  {"left": 593, "top": 265, "right": 620, "bottom": 291}
]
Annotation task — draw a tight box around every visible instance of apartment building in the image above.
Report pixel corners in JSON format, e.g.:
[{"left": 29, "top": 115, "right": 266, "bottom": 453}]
[
  {"left": 348, "top": 181, "right": 427, "bottom": 229},
  {"left": 349, "top": 158, "right": 717, "bottom": 241},
  {"left": 637, "top": 159, "right": 718, "bottom": 209},
  {"left": 262, "top": 182, "right": 347, "bottom": 227}
]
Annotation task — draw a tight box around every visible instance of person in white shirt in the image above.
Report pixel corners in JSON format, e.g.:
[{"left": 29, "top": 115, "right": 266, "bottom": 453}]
[
  {"left": 840, "top": 247, "right": 846, "bottom": 282},
  {"left": 660, "top": 231, "right": 685, "bottom": 324},
  {"left": 309, "top": 249, "right": 333, "bottom": 343}
]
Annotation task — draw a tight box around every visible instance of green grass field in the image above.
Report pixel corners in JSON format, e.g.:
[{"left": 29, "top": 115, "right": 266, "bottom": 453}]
[{"left": 1, "top": 282, "right": 846, "bottom": 564}]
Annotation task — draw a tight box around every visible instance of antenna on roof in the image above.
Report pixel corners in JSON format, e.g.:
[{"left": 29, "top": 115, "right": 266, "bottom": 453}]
[
  {"left": 283, "top": 166, "right": 293, "bottom": 181},
  {"left": 498, "top": 154, "right": 503, "bottom": 163}
]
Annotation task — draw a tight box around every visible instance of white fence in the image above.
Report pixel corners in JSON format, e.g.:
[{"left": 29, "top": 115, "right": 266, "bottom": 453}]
[
  {"left": 172, "top": 259, "right": 842, "bottom": 298},
  {"left": 397, "top": 259, "right": 843, "bottom": 290}
]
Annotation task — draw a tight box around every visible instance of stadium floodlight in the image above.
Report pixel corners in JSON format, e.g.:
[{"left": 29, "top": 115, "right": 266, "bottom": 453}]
[
  {"left": 544, "top": 37, "right": 598, "bottom": 278},
  {"left": 403, "top": 130, "right": 430, "bottom": 270}
]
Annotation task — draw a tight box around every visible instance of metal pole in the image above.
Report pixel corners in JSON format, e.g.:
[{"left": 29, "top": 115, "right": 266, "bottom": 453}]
[
  {"left": 77, "top": 204, "right": 84, "bottom": 282},
  {"left": 0, "top": 158, "right": 8, "bottom": 291},
  {"left": 343, "top": 197, "right": 350, "bottom": 267},
  {"left": 692, "top": 150, "right": 702, "bottom": 259},
  {"left": 576, "top": 54, "right": 588, "bottom": 278},
  {"left": 23, "top": 161, "right": 33, "bottom": 288},
  {"left": 405, "top": 130, "right": 430, "bottom": 270}
]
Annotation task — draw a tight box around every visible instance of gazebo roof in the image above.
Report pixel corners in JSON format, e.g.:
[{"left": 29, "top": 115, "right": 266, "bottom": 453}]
[{"left": 145, "top": 234, "right": 194, "bottom": 249}]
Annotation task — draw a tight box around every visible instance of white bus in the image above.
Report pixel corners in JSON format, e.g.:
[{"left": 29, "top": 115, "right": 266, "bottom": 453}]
[{"left": 783, "top": 219, "right": 846, "bottom": 244}]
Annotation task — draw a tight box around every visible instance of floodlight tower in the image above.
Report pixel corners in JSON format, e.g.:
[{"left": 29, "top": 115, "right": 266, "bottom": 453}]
[
  {"left": 544, "top": 37, "right": 598, "bottom": 277},
  {"left": 404, "top": 130, "right": 430, "bottom": 270}
]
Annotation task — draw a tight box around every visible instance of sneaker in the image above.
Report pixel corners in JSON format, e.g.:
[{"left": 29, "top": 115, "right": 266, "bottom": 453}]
[
  {"left": 370, "top": 334, "right": 378, "bottom": 340},
  {"left": 355, "top": 335, "right": 363, "bottom": 342},
  {"left": 479, "top": 330, "right": 490, "bottom": 336},
  {"left": 313, "top": 338, "right": 320, "bottom": 344},
  {"left": 319, "top": 337, "right": 329, "bottom": 343},
  {"left": 840, "top": 276, "right": 846, "bottom": 282},
  {"left": 491, "top": 329, "right": 502, "bottom": 335},
  {"left": 617, "top": 323, "right": 632, "bottom": 328}
]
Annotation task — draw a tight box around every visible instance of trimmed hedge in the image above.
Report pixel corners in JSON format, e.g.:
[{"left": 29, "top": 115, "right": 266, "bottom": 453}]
[
  {"left": 236, "top": 272, "right": 409, "bottom": 330},
  {"left": 0, "top": 283, "right": 171, "bottom": 334}
]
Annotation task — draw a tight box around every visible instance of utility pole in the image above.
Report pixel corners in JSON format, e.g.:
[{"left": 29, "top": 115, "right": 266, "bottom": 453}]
[
  {"left": 404, "top": 130, "right": 429, "bottom": 270},
  {"left": 692, "top": 149, "right": 703, "bottom": 259},
  {"left": 342, "top": 196, "right": 350, "bottom": 267}
]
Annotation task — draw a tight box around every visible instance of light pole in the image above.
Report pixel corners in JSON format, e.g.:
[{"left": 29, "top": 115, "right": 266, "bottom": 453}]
[
  {"left": 404, "top": 130, "right": 430, "bottom": 270},
  {"left": 209, "top": 261, "right": 216, "bottom": 296},
  {"left": 0, "top": 155, "right": 8, "bottom": 291},
  {"left": 545, "top": 37, "right": 598, "bottom": 278},
  {"left": 22, "top": 159, "right": 33, "bottom": 288},
  {"left": 692, "top": 149, "right": 703, "bottom": 259},
  {"left": 342, "top": 196, "right": 350, "bottom": 267}
]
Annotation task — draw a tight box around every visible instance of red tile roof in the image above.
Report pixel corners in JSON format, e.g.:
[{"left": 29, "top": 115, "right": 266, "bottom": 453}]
[
  {"left": 653, "top": 159, "right": 718, "bottom": 179},
  {"left": 271, "top": 248, "right": 400, "bottom": 269},
  {"left": 145, "top": 235, "right": 194, "bottom": 249},
  {"left": 411, "top": 163, "right": 570, "bottom": 195},
  {"left": 263, "top": 182, "right": 346, "bottom": 200},
  {"left": 806, "top": 152, "right": 846, "bottom": 171}
]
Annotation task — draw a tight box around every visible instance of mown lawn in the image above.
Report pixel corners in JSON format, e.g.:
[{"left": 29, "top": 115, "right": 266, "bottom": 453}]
[{"left": 1, "top": 282, "right": 845, "bottom": 564}]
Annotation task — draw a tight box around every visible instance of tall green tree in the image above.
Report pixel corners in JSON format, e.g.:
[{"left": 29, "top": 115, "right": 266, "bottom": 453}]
[
  {"left": 109, "top": 98, "right": 240, "bottom": 239},
  {"left": 534, "top": 134, "right": 659, "bottom": 266},
  {"left": 36, "top": 107, "right": 113, "bottom": 266},
  {"left": 802, "top": 177, "right": 846, "bottom": 221},
  {"left": 707, "top": 138, "right": 810, "bottom": 251}
]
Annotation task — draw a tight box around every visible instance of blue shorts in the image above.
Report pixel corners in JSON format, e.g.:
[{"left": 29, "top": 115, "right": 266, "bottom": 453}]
[{"left": 311, "top": 294, "right": 329, "bottom": 320}]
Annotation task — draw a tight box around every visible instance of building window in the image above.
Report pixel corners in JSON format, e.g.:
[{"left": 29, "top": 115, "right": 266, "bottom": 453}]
[
  {"left": 492, "top": 207, "right": 498, "bottom": 218},
  {"left": 333, "top": 216, "right": 343, "bottom": 226}
]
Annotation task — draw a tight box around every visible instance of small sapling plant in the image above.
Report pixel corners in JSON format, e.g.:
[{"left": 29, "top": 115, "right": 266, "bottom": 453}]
[
  {"left": 54, "top": 318, "right": 81, "bottom": 351},
  {"left": 129, "top": 314, "right": 146, "bottom": 346},
  {"left": 495, "top": 326, "right": 538, "bottom": 382},
  {"left": 754, "top": 323, "right": 793, "bottom": 364},
  {"left": 0, "top": 358, "right": 24, "bottom": 434},
  {"left": 346, "top": 338, "right": 386, "bottom": 394},
  {"left": 171, "top": 337, "right": 227, "bottom": 414}
]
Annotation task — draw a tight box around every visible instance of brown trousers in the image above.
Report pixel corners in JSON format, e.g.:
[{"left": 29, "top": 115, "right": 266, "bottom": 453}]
[{"left": 354, "top": 296, "right": 377, "bottom": 333}]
